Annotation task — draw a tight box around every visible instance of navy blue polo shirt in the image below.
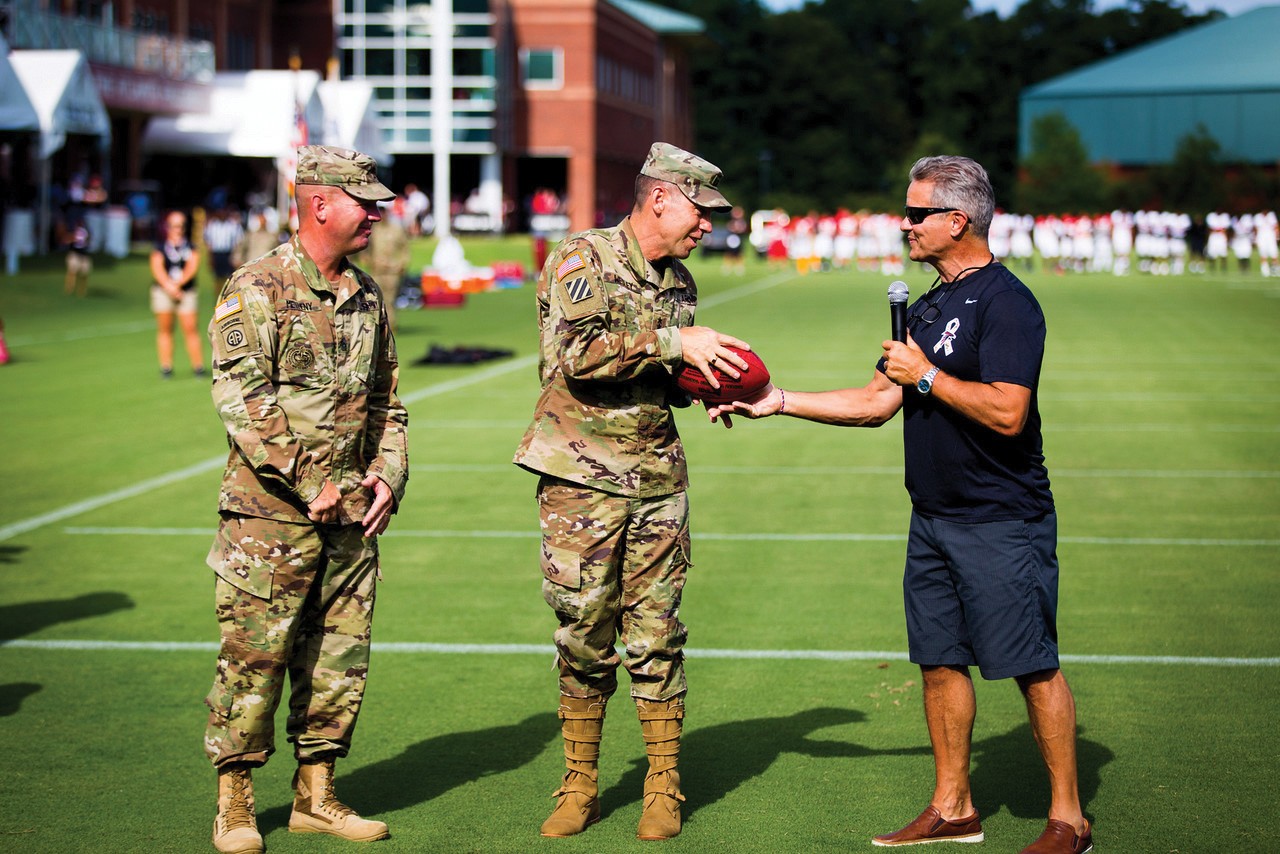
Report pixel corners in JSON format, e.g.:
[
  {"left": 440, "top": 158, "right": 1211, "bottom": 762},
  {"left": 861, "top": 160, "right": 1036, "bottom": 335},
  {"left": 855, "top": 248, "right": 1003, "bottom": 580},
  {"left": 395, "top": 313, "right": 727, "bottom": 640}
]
[{"left": 885, "top": 262, "right": 1054, "bottom": 522}]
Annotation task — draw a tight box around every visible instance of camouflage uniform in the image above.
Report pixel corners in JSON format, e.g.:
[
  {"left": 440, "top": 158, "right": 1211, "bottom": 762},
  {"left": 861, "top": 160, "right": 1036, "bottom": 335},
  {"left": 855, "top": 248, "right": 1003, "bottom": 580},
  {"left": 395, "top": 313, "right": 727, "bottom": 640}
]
[
  {"left": 514, "top": 211, "right": 701, "bottom": 701},
  {"left": 204, "top": 229, "right": 408, "bottom": 768}
]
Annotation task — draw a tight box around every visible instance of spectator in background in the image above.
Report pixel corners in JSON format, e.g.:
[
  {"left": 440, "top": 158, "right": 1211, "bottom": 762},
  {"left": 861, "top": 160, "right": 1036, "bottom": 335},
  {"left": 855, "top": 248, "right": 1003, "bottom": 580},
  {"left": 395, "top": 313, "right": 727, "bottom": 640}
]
[
  {"left": 61, "top": 206, "right": 92, "bottom": 297},
  {"left": 205, "top": 208, "right": 246, "bottom": 288},
  {"left": 356, "top": 201, "right": 412, "bottom": 331},
  {"left": 403, "top": 183, "right": 429, "bottom": 235},
  {"left": 150, "top": 211, "right": 204, "bottom": 378},
  {"left": 722, "top": 205, "right": 748, "bottom": 275},
  {"left": 232, "top": 210, "right": 283, "bottom": 270},
  {"left": 1257, "top": 210, "right": 1278, "bottom": 278}
]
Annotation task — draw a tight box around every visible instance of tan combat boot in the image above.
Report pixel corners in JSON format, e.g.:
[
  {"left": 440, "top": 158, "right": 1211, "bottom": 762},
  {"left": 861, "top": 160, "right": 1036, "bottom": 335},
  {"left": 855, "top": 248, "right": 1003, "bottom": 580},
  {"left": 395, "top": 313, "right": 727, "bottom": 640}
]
[
  {"left": 636, "top": 696, "right": 686, "bottom": 841},
  {"left": 212, "top": 764, "right": 264, "bottom": 854},
  {"left": 540, "top": 694, "right": 608, "bottom": 837},
  {"left": 288, "top": 759, "right": 390, "bottom": 842}
]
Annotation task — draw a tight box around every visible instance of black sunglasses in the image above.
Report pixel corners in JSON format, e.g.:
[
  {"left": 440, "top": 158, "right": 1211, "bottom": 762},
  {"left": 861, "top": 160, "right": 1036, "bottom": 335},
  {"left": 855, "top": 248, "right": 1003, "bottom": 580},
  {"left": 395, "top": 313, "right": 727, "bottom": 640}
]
[
  {"left": 903, "top": 206, "right": 960, "bottom": 225},
  {"left": 911, "top": 301, "right": 943, "bottom": 326}
]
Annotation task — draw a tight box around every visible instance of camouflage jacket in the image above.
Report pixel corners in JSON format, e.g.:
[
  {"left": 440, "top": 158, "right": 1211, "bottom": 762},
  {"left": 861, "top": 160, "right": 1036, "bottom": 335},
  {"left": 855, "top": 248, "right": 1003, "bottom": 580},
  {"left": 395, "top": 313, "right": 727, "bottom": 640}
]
[
  {"left": 513, "top": 217, "right": 696, "bottom": 498},
  {"left": 209, "top": 234, "right": 409, "bottom": 524}
]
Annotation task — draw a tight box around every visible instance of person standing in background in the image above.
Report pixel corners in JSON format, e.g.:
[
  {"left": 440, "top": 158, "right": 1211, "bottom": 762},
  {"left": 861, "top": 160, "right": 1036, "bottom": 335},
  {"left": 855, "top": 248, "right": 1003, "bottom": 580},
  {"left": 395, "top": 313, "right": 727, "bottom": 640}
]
[
  {"left": 205, "top": 208, "right": 246, "bottom": 289},
  {"left": 357, "top": 201, "right": 411, "bottom": 331},
  {"left": 150, "top": 211, "right": 204, "bottom": 378}
]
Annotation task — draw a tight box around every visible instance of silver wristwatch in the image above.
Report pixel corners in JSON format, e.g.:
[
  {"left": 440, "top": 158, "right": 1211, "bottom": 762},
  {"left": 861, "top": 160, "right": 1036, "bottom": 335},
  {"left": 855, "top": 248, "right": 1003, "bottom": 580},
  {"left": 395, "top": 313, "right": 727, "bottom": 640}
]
[{"left": 916, "top": 366, "right": 940, "bottom": 396}]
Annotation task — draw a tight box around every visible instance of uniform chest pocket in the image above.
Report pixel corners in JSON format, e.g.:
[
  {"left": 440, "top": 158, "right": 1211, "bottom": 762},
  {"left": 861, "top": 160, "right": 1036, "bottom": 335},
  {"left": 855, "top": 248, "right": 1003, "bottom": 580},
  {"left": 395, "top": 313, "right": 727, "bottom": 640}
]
[
  {"left": 277, "top": 313, "right": 333, "bottom": 388},
  {"left": 337, "top": 309, "right": 379, "bottom": 392}
]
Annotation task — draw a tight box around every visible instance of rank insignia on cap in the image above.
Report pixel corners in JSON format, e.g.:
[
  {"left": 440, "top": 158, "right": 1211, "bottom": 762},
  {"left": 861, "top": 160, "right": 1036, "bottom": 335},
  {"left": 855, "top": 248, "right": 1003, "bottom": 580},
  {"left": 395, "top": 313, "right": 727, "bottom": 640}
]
[
  {"left": 563, "top": 275, "right": 594, "bottom": 304},
  {"left": 214, "top": 295, "right": 242, "bottom": 322},
  {"left": 556, "top": 253, "right": 586, "bottom": 280}
]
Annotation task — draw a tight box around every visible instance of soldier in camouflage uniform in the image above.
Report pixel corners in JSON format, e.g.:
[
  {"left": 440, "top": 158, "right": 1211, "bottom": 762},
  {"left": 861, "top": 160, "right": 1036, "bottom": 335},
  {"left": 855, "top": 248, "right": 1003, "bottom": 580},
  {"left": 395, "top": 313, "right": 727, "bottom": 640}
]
[
  {"left": 356, "top": 204, "right": 411, "bottom": 331},
  {"left": 513, "top": 142, "right": 752, "bottom": 841},
  {"left": 204, "top": 145, "right": 408, "bottom": 854}
]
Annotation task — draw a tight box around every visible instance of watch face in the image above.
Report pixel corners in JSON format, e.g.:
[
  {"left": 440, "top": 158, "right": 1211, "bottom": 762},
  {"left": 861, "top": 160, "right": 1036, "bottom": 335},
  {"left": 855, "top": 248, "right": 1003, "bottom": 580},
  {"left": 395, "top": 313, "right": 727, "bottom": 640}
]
[{"left": 917, "top": 378, "right": 931, "bottom": 393}]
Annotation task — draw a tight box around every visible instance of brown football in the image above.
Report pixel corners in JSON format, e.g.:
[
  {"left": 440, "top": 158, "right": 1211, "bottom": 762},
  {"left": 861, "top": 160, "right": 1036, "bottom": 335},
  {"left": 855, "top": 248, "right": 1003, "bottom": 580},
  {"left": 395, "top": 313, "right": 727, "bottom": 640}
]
[{"left": 676, "top": 346, "right": 770, "bottom": 405}]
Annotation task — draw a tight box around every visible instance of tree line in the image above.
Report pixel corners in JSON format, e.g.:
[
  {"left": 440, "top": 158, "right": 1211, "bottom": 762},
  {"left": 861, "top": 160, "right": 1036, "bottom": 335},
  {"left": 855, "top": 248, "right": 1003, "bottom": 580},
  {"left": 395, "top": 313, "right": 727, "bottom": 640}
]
[{"left": 656, "top": 0, "right": 1267, "bottom": 214}]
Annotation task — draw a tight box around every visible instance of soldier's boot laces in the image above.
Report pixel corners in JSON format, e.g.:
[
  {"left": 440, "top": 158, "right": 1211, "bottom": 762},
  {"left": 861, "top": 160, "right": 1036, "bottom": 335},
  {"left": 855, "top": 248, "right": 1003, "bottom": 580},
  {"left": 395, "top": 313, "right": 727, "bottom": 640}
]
[
  {"left": 636, "top": 696, "right": 686, "bottom": 841},
  {"left": 288, "top": 759, "right": 390, "bottom": 842},
  {"left": 212, "top": 765, "right": 264, "bottom": 854},
  {"left": 540, "top": 694, "right": 608, "bottom": 837}
]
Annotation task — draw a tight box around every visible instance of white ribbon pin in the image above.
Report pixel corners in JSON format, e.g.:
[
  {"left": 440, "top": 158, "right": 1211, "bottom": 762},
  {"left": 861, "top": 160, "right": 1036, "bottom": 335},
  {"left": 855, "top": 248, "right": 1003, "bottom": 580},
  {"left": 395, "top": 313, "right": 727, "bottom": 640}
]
[{"left": 934, "top": 318, "right": 960, "bottom": 356}]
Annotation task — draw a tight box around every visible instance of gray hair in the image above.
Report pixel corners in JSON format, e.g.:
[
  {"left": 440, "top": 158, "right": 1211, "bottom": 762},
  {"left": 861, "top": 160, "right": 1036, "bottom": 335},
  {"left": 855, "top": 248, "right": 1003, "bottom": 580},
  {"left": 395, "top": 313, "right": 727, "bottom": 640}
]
[{"left": 909, "top": 156, "right": 995, "bottom": 238}]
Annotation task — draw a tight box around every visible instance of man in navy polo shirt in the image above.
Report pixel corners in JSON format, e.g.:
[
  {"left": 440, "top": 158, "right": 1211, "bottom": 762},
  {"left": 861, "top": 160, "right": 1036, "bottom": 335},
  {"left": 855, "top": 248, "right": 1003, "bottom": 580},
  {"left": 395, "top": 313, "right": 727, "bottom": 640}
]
[{"left": 710, "top": 156, "right": 1092, "bottom": 854}]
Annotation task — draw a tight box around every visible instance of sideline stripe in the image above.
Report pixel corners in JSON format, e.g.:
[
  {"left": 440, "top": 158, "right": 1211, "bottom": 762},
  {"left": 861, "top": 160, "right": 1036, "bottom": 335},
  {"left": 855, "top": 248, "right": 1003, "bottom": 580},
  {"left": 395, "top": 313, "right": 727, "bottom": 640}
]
[
  {"left": 10, "top": 320, "right": 156, "bottom": 346},
  {"left": 0, "top": 458, "right": 226, "bottom": 543},
  {"left": 62, "top": 527, "right": 1280, "bottom": 547},
  {"left": 1, "top": 638, "right": 1275, "bottom": 667}
]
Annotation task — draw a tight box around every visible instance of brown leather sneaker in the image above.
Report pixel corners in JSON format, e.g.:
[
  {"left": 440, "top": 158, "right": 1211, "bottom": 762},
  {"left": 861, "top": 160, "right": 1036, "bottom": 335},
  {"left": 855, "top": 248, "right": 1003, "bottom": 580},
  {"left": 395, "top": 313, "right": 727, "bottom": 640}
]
[
  {"left": 872, "top": 805, "right": 984, "bottom": 846},
  {"left": 1020, "top": 818, "right": 1093, "bottom": 854}
]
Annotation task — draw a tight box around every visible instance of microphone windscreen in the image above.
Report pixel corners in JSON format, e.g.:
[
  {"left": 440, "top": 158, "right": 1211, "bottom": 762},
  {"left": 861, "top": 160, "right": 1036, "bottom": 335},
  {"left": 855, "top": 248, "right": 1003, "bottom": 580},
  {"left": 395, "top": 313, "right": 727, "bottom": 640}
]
[{"left": 887, "top": 280, "right": 909, "bottom": 305}]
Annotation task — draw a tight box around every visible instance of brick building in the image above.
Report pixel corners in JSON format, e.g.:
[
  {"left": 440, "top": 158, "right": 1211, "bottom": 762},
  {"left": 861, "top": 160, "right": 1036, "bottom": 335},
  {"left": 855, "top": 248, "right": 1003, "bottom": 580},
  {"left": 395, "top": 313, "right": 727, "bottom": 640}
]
[{"left": 3, "top": 0, "right": 708, "bottom": 233}]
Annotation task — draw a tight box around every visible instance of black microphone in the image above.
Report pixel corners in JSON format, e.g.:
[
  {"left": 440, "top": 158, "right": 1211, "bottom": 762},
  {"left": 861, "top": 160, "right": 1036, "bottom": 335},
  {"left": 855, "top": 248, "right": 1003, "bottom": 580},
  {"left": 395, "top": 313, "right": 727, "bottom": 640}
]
[{"left": 888, "top": 280, "right": 909, "bottom": 342}]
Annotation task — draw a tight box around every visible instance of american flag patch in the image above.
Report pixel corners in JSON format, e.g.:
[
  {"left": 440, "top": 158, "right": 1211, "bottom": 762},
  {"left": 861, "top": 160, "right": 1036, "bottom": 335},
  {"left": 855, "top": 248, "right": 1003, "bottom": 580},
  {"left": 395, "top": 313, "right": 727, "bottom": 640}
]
[
  {"left": 563, "top": 275, "right": 594, "bottom": 304},
  {"left": 214, "top": 295, "right": 242, "bottom": 322},
  {"left": 556, "top": 253, "right": 586, "bottom": 280}
]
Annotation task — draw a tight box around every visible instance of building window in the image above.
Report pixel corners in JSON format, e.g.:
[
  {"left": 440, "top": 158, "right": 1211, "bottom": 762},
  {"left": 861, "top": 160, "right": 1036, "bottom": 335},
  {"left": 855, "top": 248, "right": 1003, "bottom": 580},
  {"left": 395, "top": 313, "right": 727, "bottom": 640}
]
[{"left": 521, "top": 47, "right": 562, "bottom": 90}]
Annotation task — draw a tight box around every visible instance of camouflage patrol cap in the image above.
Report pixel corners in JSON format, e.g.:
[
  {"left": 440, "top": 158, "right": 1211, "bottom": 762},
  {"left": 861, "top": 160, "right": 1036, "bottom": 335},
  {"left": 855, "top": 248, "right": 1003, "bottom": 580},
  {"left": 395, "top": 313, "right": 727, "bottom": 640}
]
[
  {"left": 641, "top": 142, "right": 731, "bottom": 211},
  {"left": 295, "top": 145, "right": 395, "bottom": 202}
]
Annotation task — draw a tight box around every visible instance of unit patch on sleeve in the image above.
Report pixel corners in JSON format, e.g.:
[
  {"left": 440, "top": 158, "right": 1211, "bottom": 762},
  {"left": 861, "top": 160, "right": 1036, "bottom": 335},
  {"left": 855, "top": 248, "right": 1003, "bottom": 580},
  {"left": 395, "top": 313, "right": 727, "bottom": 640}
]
[
  {"left": 563, "top": 275, "right": 593, "bottom": 304},
  {"left": 555, "top": 271, "right": 606, "bottom": 320}
]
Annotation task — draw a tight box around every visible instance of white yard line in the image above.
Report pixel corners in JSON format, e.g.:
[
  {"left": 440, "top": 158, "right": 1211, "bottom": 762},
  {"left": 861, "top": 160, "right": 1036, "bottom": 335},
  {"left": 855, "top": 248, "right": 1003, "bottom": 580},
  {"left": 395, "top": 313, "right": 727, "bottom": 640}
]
[
  {"left": 0, "top": 638, "right": 1274, "bottom": 667},
  {"left": 62, "top": 527, "right": 1280, "bottom": 547}
]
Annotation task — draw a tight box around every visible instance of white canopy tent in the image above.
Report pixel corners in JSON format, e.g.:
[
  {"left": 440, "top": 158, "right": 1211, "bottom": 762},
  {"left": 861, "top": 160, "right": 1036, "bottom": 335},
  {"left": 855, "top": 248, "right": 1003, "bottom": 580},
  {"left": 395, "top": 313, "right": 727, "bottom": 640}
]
[
  {"left": 316, "top": 79, "right": 390, "bottom": 165},
  {"left": 0, "top": 34, "right": 39, "bottom": 132},
  {"left": 0, "top": 34, "right": 41, "bottom": 270},
  {"left": 142, "top": 69, "right": 324, "bottom": 159},
  {"left": 143, "top": 71, "right": 388, "bottom": 220},
  {"left": 9, "top": 49, "right": 111, "bottom": 254}
]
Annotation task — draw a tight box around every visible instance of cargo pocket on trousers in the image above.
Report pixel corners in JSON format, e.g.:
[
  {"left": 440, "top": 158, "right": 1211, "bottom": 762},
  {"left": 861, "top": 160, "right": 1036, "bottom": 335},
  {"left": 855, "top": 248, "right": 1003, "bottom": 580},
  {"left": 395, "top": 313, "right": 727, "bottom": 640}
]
[
  {"left": 540, "top": 541, "right": 582, "bottom": 590},
  {"left": 206, "top": 516, "right": 274, "bottom": 600}
]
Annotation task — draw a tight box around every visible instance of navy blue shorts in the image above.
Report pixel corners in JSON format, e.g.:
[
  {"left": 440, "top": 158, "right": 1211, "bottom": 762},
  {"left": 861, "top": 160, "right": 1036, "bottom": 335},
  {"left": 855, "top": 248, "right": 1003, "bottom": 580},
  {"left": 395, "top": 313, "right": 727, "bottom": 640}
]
[{"left": 903, "top": 510, "right": 1060, "bottom": 680}]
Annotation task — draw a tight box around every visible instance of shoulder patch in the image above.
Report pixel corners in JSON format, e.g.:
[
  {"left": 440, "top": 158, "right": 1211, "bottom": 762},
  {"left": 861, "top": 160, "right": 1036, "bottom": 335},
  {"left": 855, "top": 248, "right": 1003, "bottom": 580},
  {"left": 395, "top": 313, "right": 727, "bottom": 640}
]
[
  {"left": 214, "top": 294, "right": 242, "bottom": 322},
  {"left": 563, "top": 275, "right": 594, "bottom": 304},
  {"left": 556, "top": 252, "right": 586, "bottom": 281},
  {"left": 556, "top": 272, "right": 607, "bottom": 320}
]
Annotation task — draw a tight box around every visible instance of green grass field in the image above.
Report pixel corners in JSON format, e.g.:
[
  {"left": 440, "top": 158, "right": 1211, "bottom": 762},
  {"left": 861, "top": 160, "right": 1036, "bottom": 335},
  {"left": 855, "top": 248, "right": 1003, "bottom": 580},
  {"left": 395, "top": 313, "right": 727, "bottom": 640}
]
[{"left": 1, "top": 241, "right": 1277, "bottom": 853}]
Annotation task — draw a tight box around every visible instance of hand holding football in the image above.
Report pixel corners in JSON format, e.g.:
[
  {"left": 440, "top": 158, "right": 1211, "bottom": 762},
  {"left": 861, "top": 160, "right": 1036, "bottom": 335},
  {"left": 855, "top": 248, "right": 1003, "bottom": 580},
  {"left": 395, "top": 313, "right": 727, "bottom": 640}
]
[{"left": 676, "top": 346, "right": 771, "bottom": 405}]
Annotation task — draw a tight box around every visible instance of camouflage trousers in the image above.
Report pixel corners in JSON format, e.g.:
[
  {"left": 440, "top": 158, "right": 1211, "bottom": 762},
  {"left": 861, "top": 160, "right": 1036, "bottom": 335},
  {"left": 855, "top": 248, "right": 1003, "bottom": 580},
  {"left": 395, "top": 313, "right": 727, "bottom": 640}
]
[
  {"left": 203, "top": 513, "right": 379, "bottom": 769},
  {"left": 536, "top": 476, "right": 691, "bottom": 702}
]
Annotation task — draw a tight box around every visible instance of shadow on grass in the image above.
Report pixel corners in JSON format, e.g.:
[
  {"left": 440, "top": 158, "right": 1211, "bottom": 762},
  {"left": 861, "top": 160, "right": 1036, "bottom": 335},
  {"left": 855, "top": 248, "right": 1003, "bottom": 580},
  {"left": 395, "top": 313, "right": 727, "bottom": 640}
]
[
  {"left": 0, "top": 591, "right": 135, "bottom": 639},
  {"left": 972, "top": 723, "right": 1112, "bottom": 821},
  {"left": 256, "top": 711, "right": 559, "bottom": 832},
  {"left": 603, "top": 706, "right": 931, "bottom": 822},
  {"left": 0, "top": 546, "right": 27, "bottom": 564},
  {"left": 0, "top": 682, "right": 42, "bottom": 716}
]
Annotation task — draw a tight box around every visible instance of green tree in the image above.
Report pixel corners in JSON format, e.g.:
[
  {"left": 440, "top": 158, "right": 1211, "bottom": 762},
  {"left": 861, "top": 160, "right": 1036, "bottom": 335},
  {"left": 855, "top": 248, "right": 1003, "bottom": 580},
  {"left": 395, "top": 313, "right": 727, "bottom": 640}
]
[
  {"left": 1017, "top": 111, "right": 1103, "bottom": 213},
  {"left": 1152, "top": 124, "right": 1224, "bottom": 215}
]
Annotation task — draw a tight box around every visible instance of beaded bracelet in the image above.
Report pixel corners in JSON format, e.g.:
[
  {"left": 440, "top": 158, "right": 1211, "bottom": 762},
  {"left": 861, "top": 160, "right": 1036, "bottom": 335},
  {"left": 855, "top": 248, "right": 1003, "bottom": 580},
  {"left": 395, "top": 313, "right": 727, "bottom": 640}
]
[{"left": 779, "top": 389, "right": 787, "bottom": 415}]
